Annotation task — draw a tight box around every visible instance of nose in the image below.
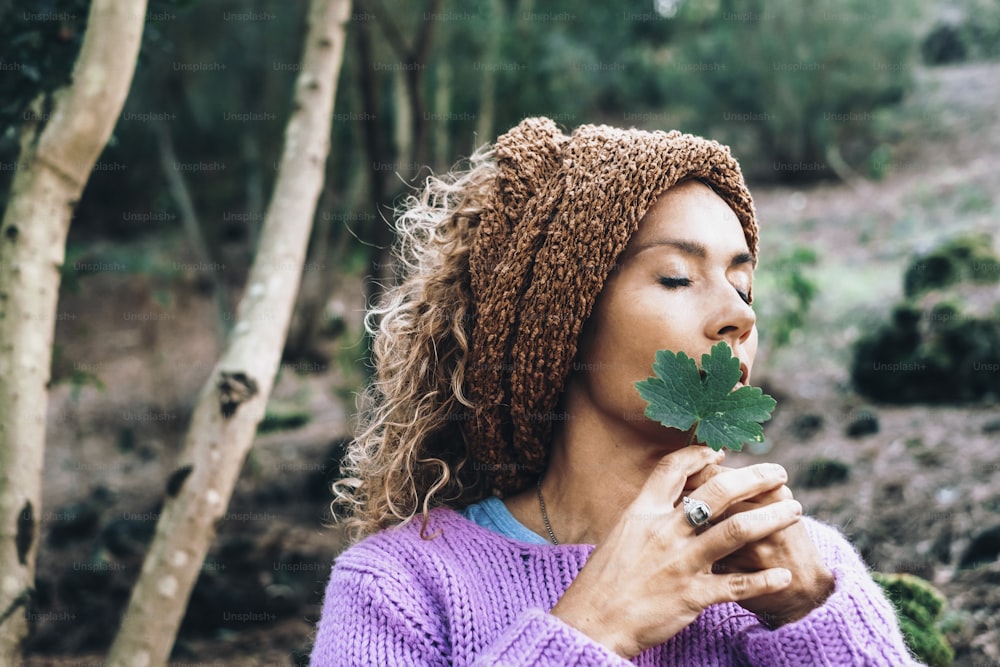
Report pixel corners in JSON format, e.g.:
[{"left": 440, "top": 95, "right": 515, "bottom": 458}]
[{"left": 706, "top": 287, "right": 756, "bottom": 347}]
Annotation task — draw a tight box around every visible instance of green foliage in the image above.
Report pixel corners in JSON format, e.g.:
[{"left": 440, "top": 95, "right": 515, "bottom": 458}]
[
  {"left": 758, "top": 247, "right": 819, "bottom": 349},
  {"left": 0, "top": 0, "right": 197, "bottom": 134},
  {"left": 258, "top": 408, "right": 310, "bottom": 434},
  {"left": 872, "top": 572, "right": 954, "bottom": 667},
  {"left": 441, "top": 0, "right": 680, "bottom": 140},
  {"left": 662, "top": 0, "right": 923, "bottom": 181},
  {"left": 903, "top": 233, "right": 1000, "bottom": 298},
  {"left": 867, "top": 144, "right": 893, "bottom": 181},
  {"left": 852, "top": 235, "right": 1000, "bottom": 403},
  {"left": 0, "top": 0, "right": 90, "bottom": 134},
  {"left": 635, "top": 342, "right": 777, "bottom": 451}
]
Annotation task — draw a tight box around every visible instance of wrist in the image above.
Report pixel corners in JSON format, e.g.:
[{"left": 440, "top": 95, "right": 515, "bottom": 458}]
[
  {"left": 765, "top": 565, "right": 836, "bottom": 628},
  {"left": 551, "top": 593, "right": 637, "bottom": 658}
]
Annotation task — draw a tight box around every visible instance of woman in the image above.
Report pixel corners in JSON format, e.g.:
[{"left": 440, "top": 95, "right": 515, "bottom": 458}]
[{"left": 310, "top": 118, "right": 919, "bottom": 665}]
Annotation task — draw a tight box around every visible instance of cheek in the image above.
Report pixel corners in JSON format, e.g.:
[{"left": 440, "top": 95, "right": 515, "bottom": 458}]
[{"left": 746, "top": 326, "right": 759, "bottom": 368}]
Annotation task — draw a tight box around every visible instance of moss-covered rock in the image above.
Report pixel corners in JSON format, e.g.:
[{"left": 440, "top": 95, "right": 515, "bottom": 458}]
[
  {"left": 845, "top": 408, "right": 880, "bottom": 437},
  {"left": 872, "top": 572, "right": 954, "bottom": 666},
  {"left": 798, "top": 458, "right": 851, "bottom": 488}
]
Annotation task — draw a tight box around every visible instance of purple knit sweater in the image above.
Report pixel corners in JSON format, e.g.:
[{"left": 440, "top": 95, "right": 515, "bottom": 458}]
[{"left": 310, "top": 508, "right": 921, "bottom": 666}]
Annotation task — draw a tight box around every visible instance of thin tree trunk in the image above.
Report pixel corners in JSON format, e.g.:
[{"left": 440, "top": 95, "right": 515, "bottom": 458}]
[
  {"left": 0, "top": 1, "right": 147, "bottom": 662},
  {"left": 355, "top": 12, "right": 393, "bottom": 371},
  {"left": 475, "top": 0, "right": 503, "bottom": 147},
  {"left": 105, "top": 1, "right": 351, "bottom": 665},
  {"left": 370, "top": 0, "right": 438, "bottom": 180},
  {"left": 405, "top": 0, "right": 438, "bottom": 171},
  {"left": 241, "top": 0, "right": 267, "bottom": 251},
  {"left": 392, "top": 68, "right": 412, "bottom": 174},
  {"left": 285, "top": 184, "right": 336, "bottom": 360},
  {"left": 154, "top": 121, "right": 231, "bottom": 344},
  {"left": 432, "top": 58, "right": 451, "bottom": 169}
]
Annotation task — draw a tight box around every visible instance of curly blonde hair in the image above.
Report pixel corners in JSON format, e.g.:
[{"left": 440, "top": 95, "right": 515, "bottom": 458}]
[{"left": 334, "top": 146, "right": 496, "bottom": 540}]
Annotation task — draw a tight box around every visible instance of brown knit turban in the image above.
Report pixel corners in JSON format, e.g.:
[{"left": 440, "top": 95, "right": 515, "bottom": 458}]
[{"left": 463, "top": 117, "right": 758, "bottom": 496}]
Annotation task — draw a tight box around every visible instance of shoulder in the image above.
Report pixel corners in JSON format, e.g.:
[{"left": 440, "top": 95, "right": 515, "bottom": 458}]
[{"left": 332, "top": 507, "right": 510, "bottom": 577}]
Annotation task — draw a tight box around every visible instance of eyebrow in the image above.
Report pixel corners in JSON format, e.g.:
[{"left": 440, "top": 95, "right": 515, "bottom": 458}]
[{"left": 632, "top": 238, "right": 756, "bottom": 267}]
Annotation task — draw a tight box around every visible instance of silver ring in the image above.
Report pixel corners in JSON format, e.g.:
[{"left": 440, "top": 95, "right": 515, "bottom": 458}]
[{"left": 683, "top": 496, "right": 713, "bottom": 528}]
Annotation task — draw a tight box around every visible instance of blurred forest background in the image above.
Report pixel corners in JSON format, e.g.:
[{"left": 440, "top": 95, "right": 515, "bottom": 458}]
[{"left": 3, "top": 0, "right": 1000, "bottom": 665}]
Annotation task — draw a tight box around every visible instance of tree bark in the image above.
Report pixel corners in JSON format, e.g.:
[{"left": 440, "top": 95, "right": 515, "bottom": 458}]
[
  {"left": 105, "top": 0, "right": 351, "bottom": 665},
  {"left": 0, "top": 1, "right": 147, "bottom": 662}
]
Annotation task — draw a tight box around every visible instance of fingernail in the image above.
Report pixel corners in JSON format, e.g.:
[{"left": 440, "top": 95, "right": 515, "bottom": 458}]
[
  {"left": 791, "top": 500, "right": 802, "bottom": 516},
  {"left": 777, "top": 569, "right": 792, "bottom": 585}
]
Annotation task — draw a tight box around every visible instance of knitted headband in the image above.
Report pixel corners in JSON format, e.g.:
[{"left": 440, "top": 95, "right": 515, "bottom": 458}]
[{"left": 462, "top": 117, "right": 758, "bottom": 496}]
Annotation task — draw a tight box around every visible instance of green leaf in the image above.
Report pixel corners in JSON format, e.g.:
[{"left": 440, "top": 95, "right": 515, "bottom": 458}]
[{"left": 635, "top": 342, "right": 777, "bottom": 452}]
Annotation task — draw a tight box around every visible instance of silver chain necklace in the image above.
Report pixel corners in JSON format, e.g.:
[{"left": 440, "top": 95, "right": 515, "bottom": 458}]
[{"left": 536, "top": 476, "right": 559, "bottom": 545}]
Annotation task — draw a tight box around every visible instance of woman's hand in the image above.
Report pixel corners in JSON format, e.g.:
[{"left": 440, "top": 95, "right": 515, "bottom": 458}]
[
  {"left": 549, "top": 446, "right": 802, "bottom": 659},
  {"left": 697, "top": 468, "right": 836, "bottom": 627}
]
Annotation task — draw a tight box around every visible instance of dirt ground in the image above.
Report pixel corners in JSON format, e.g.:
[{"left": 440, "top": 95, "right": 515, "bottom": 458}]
[{"left": 28, "top": 61, "right": 1000, "bottom": 666}]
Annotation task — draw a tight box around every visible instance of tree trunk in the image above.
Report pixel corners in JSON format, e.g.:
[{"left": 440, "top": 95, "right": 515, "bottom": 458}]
[
  {"left": 0, "top": 1, "right": 147, "bottom": 662},
  {"left": 405, "top": 0, "right": 439, "bottom": 172},
  {"left": 356, "top": 14, "right": 395, "bottom": 318},
  {"left": 475, "top": 0, "right": 503, "bottom": 148},
  {"left": 284, "top": 183, "right": 336, "bottom": 361},
  {"left": 432, "top": 58, "right": 451, "bottom": 169},
  {"left": 153, "top": 121, "right": 231, "bottom": 345},
  {"left": 105, "top": 0, "right": 351, "bottom": 665},
  {"left": 392, "top": 68, "right": 413, "bottom": 175}
]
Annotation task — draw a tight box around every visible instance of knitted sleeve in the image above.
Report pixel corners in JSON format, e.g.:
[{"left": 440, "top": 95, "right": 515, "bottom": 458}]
[
  {"left": 308, "top": 561, "right": 451, "bottom": 667},
  {"left": 469, "top": 608, "right": 632, "bottom": 666},
  {"left": 309, "top": 559, "right": 631, "bottom": 666},
  {"left": 735, "top": 517, "right": 924, "bottom": 666}
]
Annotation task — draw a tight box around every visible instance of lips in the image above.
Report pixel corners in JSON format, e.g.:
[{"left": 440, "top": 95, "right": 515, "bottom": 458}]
[{"left": 736, "top": 361, "right": 750, "bottom": 388}]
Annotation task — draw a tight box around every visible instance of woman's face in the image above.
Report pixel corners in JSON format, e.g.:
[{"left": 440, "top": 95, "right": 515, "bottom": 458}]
[{"left": 565, "top": 180, "right": 758, "bottom": 446}]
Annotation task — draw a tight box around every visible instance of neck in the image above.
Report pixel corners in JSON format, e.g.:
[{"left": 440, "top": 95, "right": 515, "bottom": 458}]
[{"left": 515, "top": 407, "right": 687, "bottom": 546}]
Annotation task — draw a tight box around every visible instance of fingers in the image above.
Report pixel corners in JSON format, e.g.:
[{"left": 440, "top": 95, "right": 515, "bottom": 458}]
[
  {"left": 639, "top": 447, "right": 725, "bottom": 508},
  {"left": 722, "top": 484, "right": 794, "bottom": 520},
  {"left": 684, "top": 465, "right": 793, "bottom": 504},
  {"left": 713, "top": 568, "right": 793, "bottom": 605},
  {"left": 698, "top": 499, "right": 803, "bottom": 563},
  {"left": 689, "top": 463, "right": 789, "bottom": 518},
  {"left": 681, "top": 462, "right": 727, "bottom": 493}
]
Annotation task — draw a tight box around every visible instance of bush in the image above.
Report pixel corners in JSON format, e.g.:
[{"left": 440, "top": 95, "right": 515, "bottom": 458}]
[
  {"left": 921, "top": 0, "right": 1000, "bottom": 64},
  {"left": 922, "top": 24, "right": 968, "bottom": 65},
  {"left": 903, "top": 233, "right": 1000, "bottom": 298},
  {"left": 851, "top": 235, "right": 1000, "bottom": 403}
]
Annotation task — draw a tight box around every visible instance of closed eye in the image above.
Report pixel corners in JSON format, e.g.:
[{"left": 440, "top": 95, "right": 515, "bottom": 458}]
[{"left": 658, "top": 276, "right": 692, "bottom": 288}]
